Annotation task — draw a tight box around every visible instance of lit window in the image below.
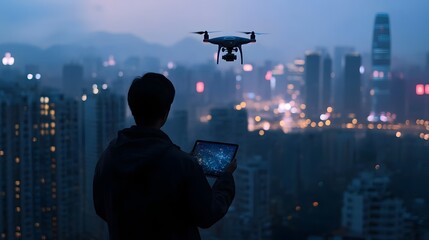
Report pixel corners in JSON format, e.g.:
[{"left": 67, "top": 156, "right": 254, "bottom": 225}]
[
  {"left": 416, "top": 84, "right": 424, "bottom": 95},
  {"left": 426, "top": 84, "right": 429, "bottom": 94}
]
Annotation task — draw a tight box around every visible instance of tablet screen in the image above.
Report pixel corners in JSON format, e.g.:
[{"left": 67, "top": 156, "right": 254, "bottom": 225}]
[{"left": 191, "top": 140, "right": 239, "bottom": 177}]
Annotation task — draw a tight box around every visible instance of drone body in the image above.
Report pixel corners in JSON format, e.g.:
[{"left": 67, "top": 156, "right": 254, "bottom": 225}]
[{"left": 193, "top": 31, "right": 258, "bottom": 64}]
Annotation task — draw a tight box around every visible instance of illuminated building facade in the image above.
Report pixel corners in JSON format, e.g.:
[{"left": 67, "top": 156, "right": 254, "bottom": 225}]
[
  {"left": 80, "top": 84, "right": 125, "bottom": 239},
  {"left": 0, "top": 80, "right": 80, "bottom": 240},
  {"left": 305, "top": 52, "right": 322, "bottom": 120},
  {"left": 343, "top": 53, "right": 362, "bottom": 120},
  {"left": 371, "top": 13, "right": 391, "bottom": 121}
]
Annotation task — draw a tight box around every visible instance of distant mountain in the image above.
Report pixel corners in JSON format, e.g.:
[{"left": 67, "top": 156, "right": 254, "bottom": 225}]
[{"left": 0, "top": 31, "right": 284, "bottom": 69}]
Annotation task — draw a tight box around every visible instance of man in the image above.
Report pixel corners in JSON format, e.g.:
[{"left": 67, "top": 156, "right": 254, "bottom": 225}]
[{"left": 93, "top": 72, "right": 236, "bottom": 239}]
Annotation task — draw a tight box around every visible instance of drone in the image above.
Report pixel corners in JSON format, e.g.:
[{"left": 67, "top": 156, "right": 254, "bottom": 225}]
[{"left": 192, "top": 31, "right": 261, "bottom": 64}]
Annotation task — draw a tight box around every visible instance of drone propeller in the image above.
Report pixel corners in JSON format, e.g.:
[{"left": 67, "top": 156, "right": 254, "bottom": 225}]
[
  {"left": 191, "top": 31, "right": 220, "bottom": 35},
  {"left": 238, "top": 31, "right": 268, "bottom": 35}
]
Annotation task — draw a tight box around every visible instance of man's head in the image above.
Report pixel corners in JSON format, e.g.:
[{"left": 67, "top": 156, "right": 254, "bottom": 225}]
[{"left": 128, "top": 72, "right": 175, "bottom": 127}]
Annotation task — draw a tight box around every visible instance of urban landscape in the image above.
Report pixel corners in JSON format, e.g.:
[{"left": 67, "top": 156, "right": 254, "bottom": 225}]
[{"left": 1, "top": 2, "right": 429, "bottom": 240}]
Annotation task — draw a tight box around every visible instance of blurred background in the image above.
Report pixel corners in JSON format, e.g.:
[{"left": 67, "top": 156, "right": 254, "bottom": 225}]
[{"left": 1, "top": 0, "right": 429, "bottom": 239}]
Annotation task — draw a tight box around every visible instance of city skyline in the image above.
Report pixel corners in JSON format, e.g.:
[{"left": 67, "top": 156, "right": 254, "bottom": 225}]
[{"left": 1, "top": 1, "right": 428, "bottom": 64}]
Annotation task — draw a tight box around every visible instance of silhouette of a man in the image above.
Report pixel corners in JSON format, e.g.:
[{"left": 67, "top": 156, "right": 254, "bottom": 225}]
[{"left": 93, "top": 72, "right": 236, "bottom": 239}]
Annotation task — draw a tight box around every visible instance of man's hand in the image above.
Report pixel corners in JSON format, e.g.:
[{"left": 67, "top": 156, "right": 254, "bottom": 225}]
[{"left": 225, "top": 158, "right": 237, "bottom": 174}]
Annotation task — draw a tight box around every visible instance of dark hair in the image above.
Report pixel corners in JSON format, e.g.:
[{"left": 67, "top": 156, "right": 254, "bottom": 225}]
[{"left": 127, "top": 72, "right": 175, "bottom": 126}]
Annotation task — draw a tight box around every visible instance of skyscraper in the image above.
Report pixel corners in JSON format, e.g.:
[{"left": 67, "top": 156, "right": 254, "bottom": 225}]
[
  {"left": 370, "top": 13, "right": 391, "bottom": 121},
  {"left": 322, "top": 55, "right": 333, "bottom": 111},
  {"left": 333, "top": 46, "right": 355, "bottom": 111},
  {"left": 305, "top": 52, "right": 321, "bottom": 120},
  {"left": 343, "top": 53, "right": 362, "bottom": 120},
  {"left": 426, "top": 52, "right": 429, "bottom": 74}
]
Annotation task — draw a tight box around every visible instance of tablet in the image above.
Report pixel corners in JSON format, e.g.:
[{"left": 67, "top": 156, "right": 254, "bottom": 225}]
[{"left": 191, "top": 140, "right": 239, "bottom": 177}]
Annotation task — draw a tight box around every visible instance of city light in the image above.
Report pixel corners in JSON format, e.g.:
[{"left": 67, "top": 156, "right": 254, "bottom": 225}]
[
  {"left": 35, "top": 73, "right": 41, "bottom": 79},
  {"left": 196, "top": 81, "right": 204, "bottom": 93},
  {"left": 416, "top": 84, "right": 424, "bottom": 95},
  {"left": 265, "top": 71, "right": 272, "bottom": 81},
  {"left": 81, "top": 94, "right": 87, "bottom": 102},
  {"left": 243, "top": 64, "right": 253, "bottom": 72},
  {"left": 2, "top": 52, "right": 15, "bottom": 65},
  {"left": 27, "top": 74, "right": 33, "bottom": 80}
]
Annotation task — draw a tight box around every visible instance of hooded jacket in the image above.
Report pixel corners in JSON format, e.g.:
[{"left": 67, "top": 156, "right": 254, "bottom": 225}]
[{"left": 93, "top": 126, "right": 235, "bottom": 239}]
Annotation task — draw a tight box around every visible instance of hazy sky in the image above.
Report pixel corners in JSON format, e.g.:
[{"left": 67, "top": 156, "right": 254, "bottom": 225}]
[{"left": 1, "top": 0, "right": 428, "bottom": 63}]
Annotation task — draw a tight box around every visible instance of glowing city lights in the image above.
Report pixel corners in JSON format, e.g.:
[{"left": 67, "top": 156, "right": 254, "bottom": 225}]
[
  {"left": 167, "top": 61, "right": 175, "bottom": 69},
  {"left": 27, "top": 74, "right": 33, "bottom": 80},
  {"left": 265, "top": 71, "right": 272, "bottom": 81},
  {"left": 103, "top": 55, "right": 116, "bottom": 67},
  {"left": 2, "top": 52, "right": 15, "bottom": 65},
  {"left": 196, "top": 81, "right": 204, "bottom": 93},
  {"left": 416, "top": 84, "right": 424, "bottom": 95},
  {"left": 81, "top": 94, "right": 87, "bottom": 102},
  {"left": 243, "top": 64, "right": 253, "bottom": 72},
  {"left": 102, "top": 84, "right": 108, "bottom": 90}
]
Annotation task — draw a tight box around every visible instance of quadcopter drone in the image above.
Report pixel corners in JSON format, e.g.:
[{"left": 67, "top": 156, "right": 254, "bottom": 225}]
[{"left": 192, "top": 31, "right": 261, "bottom": 64}]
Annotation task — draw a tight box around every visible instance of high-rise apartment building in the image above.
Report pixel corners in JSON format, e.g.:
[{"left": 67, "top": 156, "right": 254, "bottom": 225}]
[
  {"left": 343, "top": 53, "right": 362, "bottom": 120},
  {"left": 371, "top": 13, "right": 391, "bottom": 121},
  {"left": 0, "top": 80, "right": 80, "bottom": 240},
  {"left": 235, "top": 156, "right": 271, "bottom": 239},
  {"left": 342, "top": 172, "right": 413, "bottom": 239},
  {"left": 80, "top": 84, "right": 126, "bottom": 239}
]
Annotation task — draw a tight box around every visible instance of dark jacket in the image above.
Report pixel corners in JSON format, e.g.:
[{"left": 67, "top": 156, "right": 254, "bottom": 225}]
[{"left": 93, "top": 126, "right": 235, "bottom": 240}]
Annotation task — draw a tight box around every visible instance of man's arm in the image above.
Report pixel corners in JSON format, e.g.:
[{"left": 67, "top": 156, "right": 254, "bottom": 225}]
[{"left": 185, "top": 158, "right": 236, "bottom": 228}]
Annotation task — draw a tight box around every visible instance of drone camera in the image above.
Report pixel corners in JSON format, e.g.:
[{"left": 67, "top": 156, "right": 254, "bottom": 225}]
[{"left": 222, "top": 53, "right": 237, "bottom": 62}]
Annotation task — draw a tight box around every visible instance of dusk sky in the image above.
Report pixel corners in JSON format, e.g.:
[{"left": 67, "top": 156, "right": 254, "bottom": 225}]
[{"left": 1, "top": 0, "right": 428, "bottom": 64}]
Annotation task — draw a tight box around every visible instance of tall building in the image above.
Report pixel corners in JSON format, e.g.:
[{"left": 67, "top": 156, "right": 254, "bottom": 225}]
[
  {"left": 333, "top": 46, "right": 355, "bottom": 111},
  {"left": 341, "top": 172, "right": 414, "bottom": 239},
  {"left": 0, "top": 80, "right": 80, "bottom": 240},
  {"left": 80, "top": 84, "right": 126, "bottom": 239},
  {"left": 426, "top": 52, "right": 429, "bottom": 73},
  {"left": 322, "top": 55, "right": 333, "bottom": 111},
  {"left": 235, "top": 156, "right": 271, "bottom": 239},
  {"left": 370, "top": 13, "right": 391, "bottom": 121},
  {"left": 62, "top": 63, "right": 84, "bottom": 98},
  {"left": 343, "top": 53, "right": 362, "bottom": 120},
  {"left": 305, "top": 52, "right": 322, "bottom": 120}
]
